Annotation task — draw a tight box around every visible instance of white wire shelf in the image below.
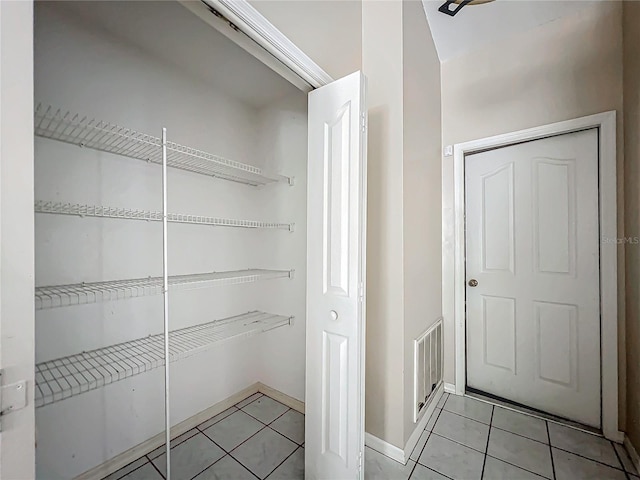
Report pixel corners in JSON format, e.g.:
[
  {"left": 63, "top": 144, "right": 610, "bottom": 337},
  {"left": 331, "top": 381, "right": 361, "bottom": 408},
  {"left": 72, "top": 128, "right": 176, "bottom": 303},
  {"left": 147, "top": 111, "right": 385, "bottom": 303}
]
[
  {"left": 35, "top": 311, "right": 293, "bottom": 407},
  {"left": 35, "top": 269, "right": 293, "bottom": 310},
  {"left": 34, "top": 104, "right": 292, "bottom": 187},
  {"left": 35, "top": 200, "right": 293, "bottom": 231}
]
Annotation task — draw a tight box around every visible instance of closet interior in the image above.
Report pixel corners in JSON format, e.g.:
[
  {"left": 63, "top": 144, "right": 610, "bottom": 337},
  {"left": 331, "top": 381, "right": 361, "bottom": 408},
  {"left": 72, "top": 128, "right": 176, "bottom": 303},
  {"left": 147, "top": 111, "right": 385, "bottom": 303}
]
[{"left": 34, "top": 1, "right": 308, "bottom": 477}]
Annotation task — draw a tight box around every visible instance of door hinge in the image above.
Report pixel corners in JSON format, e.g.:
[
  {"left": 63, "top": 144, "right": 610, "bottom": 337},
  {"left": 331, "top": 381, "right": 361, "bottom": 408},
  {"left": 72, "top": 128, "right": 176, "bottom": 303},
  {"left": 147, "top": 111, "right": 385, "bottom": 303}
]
[
  {"left": 358, "top": 282, "right": 364, "bottom": 303},
  {"left": 360, "top": 113, "right": 367, "bottom": 133},
  {"left": 0, "top": 371, "right": 28, "bottom": 431},
  {"left": 358, "top": 450, "right": 363, "bottom": 472}
]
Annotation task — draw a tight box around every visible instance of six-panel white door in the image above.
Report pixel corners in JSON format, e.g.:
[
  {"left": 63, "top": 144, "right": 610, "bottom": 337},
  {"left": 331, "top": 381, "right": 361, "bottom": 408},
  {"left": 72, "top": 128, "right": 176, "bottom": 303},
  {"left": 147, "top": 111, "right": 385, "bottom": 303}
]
[
  {"left": 305, "top": 71, "right": 367, "bottom": 479},
  {"left": 465, "top": 129, "right": 601, "bottom": 427}
]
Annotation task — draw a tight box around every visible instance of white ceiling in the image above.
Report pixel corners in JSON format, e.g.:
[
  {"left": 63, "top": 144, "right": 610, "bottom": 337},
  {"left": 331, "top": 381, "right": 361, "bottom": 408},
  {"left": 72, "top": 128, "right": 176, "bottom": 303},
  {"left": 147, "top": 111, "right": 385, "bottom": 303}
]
[
  {"left": 422, "top": 0, "right": 600, "bottom": 62},
  {"left": 52, "top": 1, "right": 300, "bottom": 108}
]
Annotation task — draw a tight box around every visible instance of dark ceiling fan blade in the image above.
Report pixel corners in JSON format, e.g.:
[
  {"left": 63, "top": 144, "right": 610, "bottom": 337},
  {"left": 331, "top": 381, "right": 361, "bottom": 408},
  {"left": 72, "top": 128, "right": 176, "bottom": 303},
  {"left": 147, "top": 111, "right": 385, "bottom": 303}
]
[{"left": 438, "top": 0, "right": 474, "bottom": 16}]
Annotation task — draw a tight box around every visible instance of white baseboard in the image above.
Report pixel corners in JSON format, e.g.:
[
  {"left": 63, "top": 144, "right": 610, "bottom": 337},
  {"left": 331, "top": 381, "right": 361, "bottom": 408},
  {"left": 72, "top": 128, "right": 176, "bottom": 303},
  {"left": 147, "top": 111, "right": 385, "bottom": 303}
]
[
  {"left": 256, "top": 382, "right": 304, "bottom": 414},
  {"left": 444, "top": 382, "right": 456, "bottom": 394},
  {"left": 74, "top": 379, "right": 449, "bottom": 479},
  {"left": 365, "top": 432, "right": 405, "bottom": 464},
  {"left": 74, "top": 383, "right": 263, "bottom": 480},
  {"left": 624, "top": 435, "right": 640, "bottom": 474},
  {"left": 403, "top": 383, "right": 443, "bottom": 462},
  {"left": 364, "top": 384, "right": 444, "bottom": 466}
]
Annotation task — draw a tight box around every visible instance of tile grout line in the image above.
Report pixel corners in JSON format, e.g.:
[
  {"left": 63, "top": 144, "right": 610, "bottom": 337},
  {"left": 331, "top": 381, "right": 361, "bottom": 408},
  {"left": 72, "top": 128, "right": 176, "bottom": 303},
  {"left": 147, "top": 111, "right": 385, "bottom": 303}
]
[
  {"left": 197, "top": 398, "right": 297, "bottom": 479},
  {"left": 612, "top": 440, "right": 632, "bottom": 480},
  {"left": 480, "top": 406, "right": 495, "bottom": 480},
  {"left": 111, "top": 394, "right": 271, "bottom": 480},
  {"left": 109, "top": 459, "right": 150, "bottom": 480},
  {"left": 413, "top": 402, "right": 444, "bottom": 460},
  {"left": 414, "top": 421, "right": 627, "bottom": 479},
  {"left": 263, "top": 445, "right": 303, "bottom": 479},
  {"left": 441, "top": 406, "right": 492, "bottom": 426},
  {"left": 196, "top": 407, "right": 271, "bottom": 478},
  {"left": 420, "top": 430, "right": 553, "bottom": 480},
  {"left": 199, "top": 422, "right": 268, "bottom": 477},
  {"left": 266, "top": 407, "right": 292, "bottom": 426},
  {"left": 546, "top": 421, "right": 556, "bottom": 480},
  {"left": 238, "top": 402, "right": 304, "bottom": 446},
  {"left": 194, "top": 398, "right": 274, "bottom": 478},
  {"left": 408, "top": 404, "right": 454, "bottom": 480},
  {"left": 445, "top": 408, "right": 628, "bottom": 474},
  {"left": 427, "top": 431, "right": 487, "bottom": 456},
  {"left": 489, "top": 424, "right": 549, "bottom": 445},
  {"left": 147, "top": 455, "right": 166, "bottom": 480},
  {"left": 231, "top": 427, "right": 299, "bottom": 480},
  {"left": 187, "top": 453, "right": 260, "bottom": 480},
  {"left": 550, "top": 443, "right": 628, "bottom": 472},
  {"left": 235, "top": 393, "right": 264, "bottom": 410},
  {"left": 413, "top": 406, "right": 449, "bottom": 473},
  {"left": 466, "top": 393, "right": 602, "bottom": 435},
  {"left": 483, "top": 453, "right": 551, "bottom": 479},
  {"left": 239, "top": 399, "right": 290, "bottom": 428},
  {"left": 415, "top": 398, "right": 539, "bottom": 480},
  {"left": 266, "top": 409, "right": 306, "bottom": 447},
  {"left": 149, "top": 427, "right": 240, "bottom": 480}
]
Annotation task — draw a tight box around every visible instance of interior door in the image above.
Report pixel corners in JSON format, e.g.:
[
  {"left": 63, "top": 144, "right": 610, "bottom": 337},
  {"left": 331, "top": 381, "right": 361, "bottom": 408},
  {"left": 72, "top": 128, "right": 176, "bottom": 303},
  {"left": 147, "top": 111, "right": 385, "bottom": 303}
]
[
  {"left": 306, "top": 71, "right": 367, "bottom": 480},
  {"left": 465, "top": 129, "right": 601, "bottom": 427},
  {"left": 0, "top": 1, "right": 36, "bottom": 478}
]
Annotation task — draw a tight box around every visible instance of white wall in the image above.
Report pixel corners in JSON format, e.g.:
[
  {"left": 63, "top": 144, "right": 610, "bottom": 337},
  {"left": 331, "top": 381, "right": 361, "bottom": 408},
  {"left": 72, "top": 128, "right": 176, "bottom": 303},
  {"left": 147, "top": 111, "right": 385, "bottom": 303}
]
[
  {"left": 402, "top": 0, "right": 442, "bottom": 445},
  {"left": 255, "top": 93, "right": 308, "bottom": 402},
  {"left": 34, "top": 2, "right": 303, "bottom": 478},
  {"left": 362, "top": 0, "right": 405, "bottom": 449}
]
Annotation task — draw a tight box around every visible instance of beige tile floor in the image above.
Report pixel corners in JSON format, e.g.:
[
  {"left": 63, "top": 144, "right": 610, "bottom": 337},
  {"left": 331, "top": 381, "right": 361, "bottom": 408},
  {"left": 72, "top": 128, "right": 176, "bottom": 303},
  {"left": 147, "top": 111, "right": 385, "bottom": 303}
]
[
  {"left": 104, "top": 393, "right": 303, "bottom": 480},
  {"left": 104, "top": 392, "right": 639, "bottom": 480}
]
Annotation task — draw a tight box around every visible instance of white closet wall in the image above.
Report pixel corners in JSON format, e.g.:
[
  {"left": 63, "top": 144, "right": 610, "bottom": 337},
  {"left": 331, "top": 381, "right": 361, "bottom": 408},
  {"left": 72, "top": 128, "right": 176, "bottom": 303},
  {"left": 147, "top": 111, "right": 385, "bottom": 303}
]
[
  {"left": 255, "top": 95, "right": 308, "bottom": 401},
  {"left": 34, "top": 2, "right": 306, "bottom": 478}
]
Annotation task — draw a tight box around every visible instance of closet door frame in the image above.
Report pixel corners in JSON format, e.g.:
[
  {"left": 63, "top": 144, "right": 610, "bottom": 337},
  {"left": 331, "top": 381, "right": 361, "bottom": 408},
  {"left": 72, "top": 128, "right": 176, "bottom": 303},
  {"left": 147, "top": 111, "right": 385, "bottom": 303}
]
[
  {"left": 0, "top": 1, "right": 36, "bottom": 478},
  {"left": 182, "top": 0, "right": 334, "bottom": 90}
]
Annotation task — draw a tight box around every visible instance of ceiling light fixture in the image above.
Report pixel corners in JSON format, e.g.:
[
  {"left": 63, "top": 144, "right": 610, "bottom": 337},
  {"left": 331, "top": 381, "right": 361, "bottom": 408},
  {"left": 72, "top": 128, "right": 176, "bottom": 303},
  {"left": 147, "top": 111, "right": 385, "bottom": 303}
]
[{"left": 438, "top": 0, "right": 495, "bottom": 17}]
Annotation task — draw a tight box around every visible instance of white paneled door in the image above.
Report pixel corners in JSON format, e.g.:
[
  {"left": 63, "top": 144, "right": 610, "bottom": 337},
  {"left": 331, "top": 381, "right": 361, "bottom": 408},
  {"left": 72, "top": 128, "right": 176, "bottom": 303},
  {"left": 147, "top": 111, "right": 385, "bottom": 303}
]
[
  {"left": 465, "top": 129, "right": 601, "bottom": 427},
  {"left": 306, "top": 71, "right": 367, "bottom": 479}
]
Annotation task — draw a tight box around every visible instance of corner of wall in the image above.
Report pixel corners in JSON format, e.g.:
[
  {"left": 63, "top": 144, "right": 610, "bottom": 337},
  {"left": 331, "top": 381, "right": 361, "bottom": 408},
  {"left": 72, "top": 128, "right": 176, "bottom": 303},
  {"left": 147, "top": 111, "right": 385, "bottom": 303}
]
[
  {"left": 401, "top": 0, "right": 443, "bottom": 446},
  {"left": 623, "top": 0, "right": 640, "bottom": 454},
  {"left": 362, "top": 0, "right": 406, "bottom": 449}
]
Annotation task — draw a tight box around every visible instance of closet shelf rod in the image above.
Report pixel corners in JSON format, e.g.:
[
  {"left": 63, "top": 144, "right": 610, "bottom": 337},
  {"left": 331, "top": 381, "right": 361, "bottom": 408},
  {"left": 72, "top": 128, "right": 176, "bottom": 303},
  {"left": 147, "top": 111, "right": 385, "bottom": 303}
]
[
  {"left": 34, "top": 103, "right": 292, "bottom": 187},
  {"left": 35, "top": 200, "right": 294, "bottom": 231},
  {"left": 34, "top": 311, "right": 294, "bottom": 408},
  {"left": 35, "top": 269, "right": 294, "bottom": 310}
]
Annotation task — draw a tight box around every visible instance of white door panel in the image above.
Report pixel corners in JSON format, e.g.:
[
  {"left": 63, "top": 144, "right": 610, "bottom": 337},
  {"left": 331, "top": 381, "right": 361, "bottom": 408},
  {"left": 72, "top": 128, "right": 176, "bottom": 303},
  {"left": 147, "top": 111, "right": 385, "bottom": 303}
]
[
  {"left": 466, "top": 129, "right": 600, "bottom": 427},
  {"left": 306, "top": 71, "right": 367, "bottom": 480}
]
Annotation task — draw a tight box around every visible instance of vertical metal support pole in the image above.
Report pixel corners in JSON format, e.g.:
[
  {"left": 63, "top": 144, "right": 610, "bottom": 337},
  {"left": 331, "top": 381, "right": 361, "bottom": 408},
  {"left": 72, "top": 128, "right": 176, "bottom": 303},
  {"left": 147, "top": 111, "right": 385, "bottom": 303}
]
[{"left": 162, "top": 127, "right": 171, "bottom": 480}]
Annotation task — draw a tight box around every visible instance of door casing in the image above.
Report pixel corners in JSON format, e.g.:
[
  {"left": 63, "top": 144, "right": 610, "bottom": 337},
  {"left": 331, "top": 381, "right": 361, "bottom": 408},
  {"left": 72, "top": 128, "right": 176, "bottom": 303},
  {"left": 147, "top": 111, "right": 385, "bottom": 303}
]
[{"left": 441, "top": 112, "right": 622, "bottom": 441}]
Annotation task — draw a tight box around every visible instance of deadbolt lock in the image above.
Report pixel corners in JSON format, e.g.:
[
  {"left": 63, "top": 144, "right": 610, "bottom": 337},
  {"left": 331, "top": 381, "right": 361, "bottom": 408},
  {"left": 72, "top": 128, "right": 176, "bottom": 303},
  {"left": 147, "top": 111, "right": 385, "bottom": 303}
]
[{"left": 468, "top": 279, "right": 478, "bottom": 287}]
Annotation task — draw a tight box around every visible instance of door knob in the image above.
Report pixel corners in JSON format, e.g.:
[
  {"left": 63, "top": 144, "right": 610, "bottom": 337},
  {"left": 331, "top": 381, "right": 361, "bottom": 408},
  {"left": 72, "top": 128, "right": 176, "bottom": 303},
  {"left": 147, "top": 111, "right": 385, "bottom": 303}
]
[
  {"left": 330, "top": 310, "right": 339, "bottom": 321},
  {"left": 468, "top": 279, "right": 478, "bottom": 287}
]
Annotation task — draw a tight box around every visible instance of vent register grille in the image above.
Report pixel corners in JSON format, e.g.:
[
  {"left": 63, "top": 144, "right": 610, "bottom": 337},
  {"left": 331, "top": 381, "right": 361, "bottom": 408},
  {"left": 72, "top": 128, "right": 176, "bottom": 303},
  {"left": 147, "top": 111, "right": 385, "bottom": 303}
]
[{"left": 414, "top": 320, "right": 443, "bottom": 421}]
